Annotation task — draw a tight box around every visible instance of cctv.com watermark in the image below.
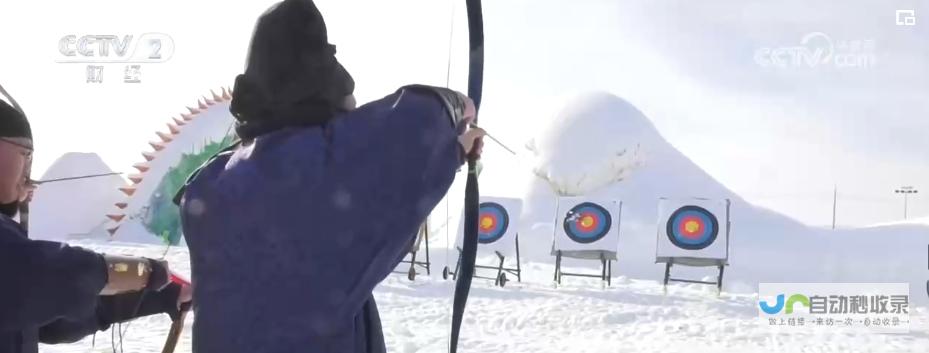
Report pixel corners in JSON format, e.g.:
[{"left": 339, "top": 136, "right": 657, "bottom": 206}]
[
  {"left": 55, "top": 33, "right": 175, "bottom": 84},
  {"left": 754, "top": 32, "right": 876, "bottom": 70}
]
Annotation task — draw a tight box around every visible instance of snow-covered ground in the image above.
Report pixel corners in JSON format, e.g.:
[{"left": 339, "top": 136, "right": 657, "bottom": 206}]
[{"left": 38, "top": 240, "right": 929, "bottom": 353}]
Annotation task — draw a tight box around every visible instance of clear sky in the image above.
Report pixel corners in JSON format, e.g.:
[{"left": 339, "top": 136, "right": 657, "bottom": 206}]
[{"left": 0, "top": 0, "right": 926, "bottom": 228}]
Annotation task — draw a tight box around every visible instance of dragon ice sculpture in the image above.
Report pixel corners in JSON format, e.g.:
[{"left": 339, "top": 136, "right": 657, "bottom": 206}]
[{"left": 105, "top": 87, "right": 237, "bottom": 245}]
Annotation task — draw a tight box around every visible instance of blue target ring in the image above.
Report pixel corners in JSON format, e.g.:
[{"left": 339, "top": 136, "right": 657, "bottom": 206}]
[
  {"left": 666, "top": 205, "right": 718, "bottom": 250},
  {"left": 563, "top": 202, "right": 612, "bottom": 244},
  {"left": 478, "top": 202, "right": 509, "bottom": 244}
]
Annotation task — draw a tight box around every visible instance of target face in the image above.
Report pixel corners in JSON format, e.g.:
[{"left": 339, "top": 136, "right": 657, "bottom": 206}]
[
  {"left": 478, "top": 202, "right": 509, "bottom": 244},
  {"left": 562, "top": 202, "right": 612, "bottom": 244},
  {"left": 666, "top": 205, "right": 718, "bottom": 250}
]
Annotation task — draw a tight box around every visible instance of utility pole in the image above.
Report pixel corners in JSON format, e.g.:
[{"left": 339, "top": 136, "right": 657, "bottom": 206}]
[
  {"left": 832, "top": 185, "right": 837, "bottom": 230},
  {"left": 894, "top": 186, "right": 919, "bottom": 220}
]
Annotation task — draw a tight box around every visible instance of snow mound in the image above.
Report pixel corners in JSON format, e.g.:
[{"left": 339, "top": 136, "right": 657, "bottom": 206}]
[
  {"left": 520, "top": 92, "right": 803, "bottom": 258},
  {"left": 29, "top": 152, "right": 127, "bottom": 241},
  {"left": 528, "top": 92, "right": 653, "bottom": 196}
]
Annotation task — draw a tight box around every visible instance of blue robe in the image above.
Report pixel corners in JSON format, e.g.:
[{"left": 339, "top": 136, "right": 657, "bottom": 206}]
[{"left": 180, "top": 87, "right": 465, "bottom": 353}]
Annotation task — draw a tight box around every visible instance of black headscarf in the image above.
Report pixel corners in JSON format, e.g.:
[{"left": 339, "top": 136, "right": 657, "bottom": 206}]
[
  {"left": 0, "top": 97, "right": 30, "bottom": 140},
  {"left": 0, "top": 88, "right": 29, "bottom": 218},
  {"left": 230, "top": 0, "right": 355, "bottom": 140}
]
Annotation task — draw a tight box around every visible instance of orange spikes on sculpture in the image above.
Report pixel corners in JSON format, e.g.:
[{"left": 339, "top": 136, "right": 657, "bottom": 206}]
[
  {"left": 107, "top": 227, "right": 120, "bottom": 236},
  {"left": 149, "top": 141, "right": 165, "bottom": 151},
  {"left": 168, "top": 123, "right": 181, "bottom": 134},
  {"left": 173, "top": 117, "right": 186, "bottom": 126},
  {"left": 119, "top": 186, "right": 136, "bottom": 196},
  {"left": 128, "top": 174, "right": 144, "bottom": 184},
  {"left": 115, "top": 202, "right": 128, "bottom": 209},
  {"left": 187, "top": 106, "right": 200, "bottom": 114},
  {"left": 142, "top": 152, "right": 156, "bottom": 161},
  {"left": 133, "top": 163, "right": 150, "bottom": 172},
  {"left": 212, "top": 89, "right": 223, "bottom": 101},
  {"left": 156, "top": 131, "right": 174, "bottom": 142},
  {"left": 198, "top": 99, "right": 209, "bottom": 110},
  {"left": 107, "top": 214, "right": 126, "bottom": 222},
  {"left": 222, "top": 87, "right": 232, "bottom": 100},
  {"left": 181, "top": 113, "right": 195, "bottom": 121}
]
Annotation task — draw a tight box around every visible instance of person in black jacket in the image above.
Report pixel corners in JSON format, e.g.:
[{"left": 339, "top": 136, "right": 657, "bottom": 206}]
[{"left": 0, "top": 95, "right": 193, "bottom": 353}]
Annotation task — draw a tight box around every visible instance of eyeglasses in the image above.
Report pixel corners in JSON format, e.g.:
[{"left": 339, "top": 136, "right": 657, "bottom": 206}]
[{"left": 0, "top": 138, "right": 33, "bottom": 160}]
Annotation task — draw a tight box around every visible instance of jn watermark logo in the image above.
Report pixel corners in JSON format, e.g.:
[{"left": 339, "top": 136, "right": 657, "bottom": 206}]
[
  {"left": 896, "top": 10, "right": 916, "bottom": 26},
  {"left": 754, "top": 32, "right": 876, "bottom": 70},
  {"left": 56, "top": 33, "right": 175, "bottom": 84},
  {"left": 759, "top": 283, "right": 909, "bottom": 333}
]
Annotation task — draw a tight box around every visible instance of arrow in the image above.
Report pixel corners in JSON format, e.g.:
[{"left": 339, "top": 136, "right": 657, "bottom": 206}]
[{"left": 31, "top": 172, "right": 124, "bottom": 185}]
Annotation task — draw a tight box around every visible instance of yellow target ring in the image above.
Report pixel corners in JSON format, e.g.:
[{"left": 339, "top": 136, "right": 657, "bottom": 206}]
[{"left": 684, "top": 220, "right": 701, "bottom": 233}]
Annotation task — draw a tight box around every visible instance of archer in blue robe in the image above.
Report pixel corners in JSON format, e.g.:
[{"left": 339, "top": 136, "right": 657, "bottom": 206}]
[{"left": 177, "top": 1, "right": 473, "bottom": 352}]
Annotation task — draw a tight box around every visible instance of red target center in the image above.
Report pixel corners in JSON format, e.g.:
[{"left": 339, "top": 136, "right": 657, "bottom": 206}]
[
  {"left": 577, "top": 212, "right": 599, "bottom": 232},
  {"left": 479, "top": 214, "right": 497, "bottom": 231},
  {"left": 678, "top": 216, "right": 704, "bottom": 239}
]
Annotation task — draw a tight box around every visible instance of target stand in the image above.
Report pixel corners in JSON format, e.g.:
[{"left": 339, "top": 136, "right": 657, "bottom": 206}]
[
  {"left": 657, "top": 257, "right": 726, "bottom": 293},
  {"left": 443, "top": 235, "right": 522, "bottom": 287},
  {"left": 553, "top": 250, "right": 614, "bottom": 286},
  {"left": 655, "top": 198, "right": 731, "bottom": 294},
  {"left": 393, "top": 222, "right": 431, "bottom": 281}
]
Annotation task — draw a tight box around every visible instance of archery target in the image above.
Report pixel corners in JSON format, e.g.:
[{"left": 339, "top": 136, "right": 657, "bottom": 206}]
[
  {"left": 553, "top": 197, "right": 622, "bottom": 252},
  {"left": 457, "top": 196, "right": 522, "bottom": 256},
  {"left": 667, "top": 206, "right": 717, "bottom": 250},
  {"left": 478, "top": 202, "right": 509, "bottom": 244},
  {"left": 563, "top": 202, "right": 612, "bottom": 244},
  {"left": 656, "top": 198, "right": 730, "bottom": 261}
]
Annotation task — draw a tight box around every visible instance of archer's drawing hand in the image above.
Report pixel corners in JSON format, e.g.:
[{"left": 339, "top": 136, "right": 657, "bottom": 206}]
[{"left": 458, "top": 115, "right": 486, "bottom": 160}]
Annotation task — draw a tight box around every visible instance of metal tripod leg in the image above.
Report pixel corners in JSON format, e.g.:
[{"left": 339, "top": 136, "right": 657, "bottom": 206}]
[
  {"left": 424, "top": 226, "right": 431, "bottom": 275},
  {"left": 515, "top": 234, "right": 522, "bottom": 282},
  {"left": 600, "top": 253, "right": 607, "bottom": 283},
  {"left": 608, "top": 259, "right": 612, "bottom": 286},
  {"left": 495, "top": 252, "right": 505, "bottom": 286},
  {"left": 452, "top": 250, "right": 462, "bottom": 281},
  {"left": 717, "top": 264, "right": 725, "bottom": 294},
  {"left": 409, "top": 250, "right": 417, "bottom": 280},
  {"left": 662, "top": 262, "right": 672, "bottom": 292}
]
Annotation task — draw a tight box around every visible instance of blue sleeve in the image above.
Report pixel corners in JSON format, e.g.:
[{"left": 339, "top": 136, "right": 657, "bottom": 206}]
[
  {"left": 38, "top": 283, "right": 182, "bottom": 344},
  {"left": 0, "top": 220, "right": 108, "bottom": 331},
  {"left": 35, "top": 314, "right": 99, "bottom": 344},
  {"left": 311, "top": 89, "right": 464, "bottom": 331}
]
